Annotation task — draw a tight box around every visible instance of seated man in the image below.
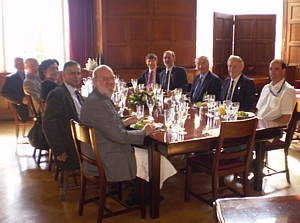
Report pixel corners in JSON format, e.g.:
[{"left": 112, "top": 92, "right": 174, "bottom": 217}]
[
  {"left": 256, "top": 59, "right": 296, "bottom": 124},
  {"left": 131, "top": 53, "right": 164, "bottom": 89},
  {"left": 220, "top": 55, "right": 256, "bottom": 112},
  {"left": 159, "top": 50, "right": 188, "bottom": 92},
  {"left": 190, "top": 56, "right": 221, "bottom": 102},
  {"left": 43, "top": 60, "right": 83, "bottom": 171},
  {"left": 1, "top": 57, "right": 29, "bottom": 122},
  {"left": 80, "top": 65, "right": 177, "bottom": 204},
  {"left": 23, "top": 58, "right": 41, "bottom": 111}
]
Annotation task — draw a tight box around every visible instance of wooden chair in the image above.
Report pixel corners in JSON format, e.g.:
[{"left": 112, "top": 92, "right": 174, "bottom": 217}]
[
  {"left": 184, "top": 117, "right": 258, "bottom": 206},
  {"left": 263, "top": 103, "right": 300, "bottom": 183},
  {"left": 9, "top": 102, "right": 34, "bottom": 144},
  {"left": 70, "top": 119, "right": 146, "bottom": 222}
]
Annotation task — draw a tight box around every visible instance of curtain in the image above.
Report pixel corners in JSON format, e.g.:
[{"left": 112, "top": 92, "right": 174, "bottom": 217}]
[{"left": 68, "top": 0, "right": 96, "bottom": 67}]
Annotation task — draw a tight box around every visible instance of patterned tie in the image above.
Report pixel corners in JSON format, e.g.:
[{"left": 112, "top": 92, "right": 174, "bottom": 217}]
[
  {"left": 146, "top": 71, "right": 153, "bottom": 88},
  {"left": 192, "top": 76, "right": 202, "bottom": 102},
  {"left": 75, "top": 90, "right": 83, "bottom": 106},
  {"left": 226, "top": 80, "right": 234, "bottom": 100}
]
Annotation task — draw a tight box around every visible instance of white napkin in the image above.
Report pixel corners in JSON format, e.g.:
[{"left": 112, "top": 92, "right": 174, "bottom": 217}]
[{"left": 134, "top": 147, "right": 177, "bottom": 189}]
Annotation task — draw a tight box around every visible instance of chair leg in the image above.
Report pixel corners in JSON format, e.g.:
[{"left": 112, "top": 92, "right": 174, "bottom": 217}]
[
  {"left": 37, "top": 149, "right": 42, "bottom": 164},
  {"left": 284, "top": 147, "right": 291, "bottom": 183},
  {"left": 243, "top": 171, "right": 249, "bottom": 196},
  {"left": 78, "top": 177, "right": 86, "bottom": 216},
  {"left": 48, "top": 149, "right": 53, "bottom": 172},
  {"left": 184, "top": 163, "right": 192, "bottom": 202},
  {"left": 212, "top": 175, "right": 218, "bottom": 203},
  {"left": 97, "top": 183, "right": 107, "bottom": 223},
  {"left": 61, "top": 170, "right": 69, "bottom": 201}
]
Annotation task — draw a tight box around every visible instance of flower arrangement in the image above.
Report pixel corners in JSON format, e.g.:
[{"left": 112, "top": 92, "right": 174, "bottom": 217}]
[{"left": 128, "top": 90, "right": 154, "bottom": 106}]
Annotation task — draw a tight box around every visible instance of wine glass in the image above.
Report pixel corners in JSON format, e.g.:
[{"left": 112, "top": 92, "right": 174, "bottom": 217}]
[
  {"left": 146, "top": 96, "right": 155, "bottom": 119},
  {"left": 131, "top": 78, "right": 138, "bottom": 92},
  {"left": 136, "top": 104, "right": 144, "bottom": 120},
  {"left": 164, "top": 108, "right": 174, "bottom": 131}
]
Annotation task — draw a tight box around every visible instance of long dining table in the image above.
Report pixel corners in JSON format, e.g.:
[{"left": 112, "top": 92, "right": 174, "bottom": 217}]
[{"left": 146, "top": 106, "right": 286, "bottom": 219}]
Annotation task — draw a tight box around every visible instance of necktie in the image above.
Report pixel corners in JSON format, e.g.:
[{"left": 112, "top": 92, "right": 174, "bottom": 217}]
[
  {"left": 164, "top": 70, "right": 170, "bottom": 90},
  {"left": 192, "top": 76, "right": 202, "bottom": 102},
  {"left": 146, "top": 71, "right": 153, "bottom": 88},
  {"left": 226, "top": 80, "right": 234, "bottom": 100},
  {"left": 75, "top": 90, "right": 83, "bottom": 106}
]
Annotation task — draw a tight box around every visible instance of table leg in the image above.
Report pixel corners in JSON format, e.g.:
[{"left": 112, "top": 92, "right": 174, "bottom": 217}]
[
  {"left": 254, "top": 141, "right": 266, "bottom": 191},
  {"left": 149, "top": 141, "right": 161, "bottom": 219}
]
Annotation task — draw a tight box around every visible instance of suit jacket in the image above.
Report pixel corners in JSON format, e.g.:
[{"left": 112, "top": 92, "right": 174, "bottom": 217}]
[
  {"left": 159, "top": 66, "right": 188, "bottom": 91},
  {"left": 1, "top": 72, "right": 29, "bottom": 122},
  {"left": 23, "top": 74, "right": 41, "bottom": 111},
  {"left": 42, "top": 83, "right": 80, "bottom": 170},
  {"left": 137, "top": 66, "right": 165, "bottom": 85},
  {"left": 190, "top": 71, "right": 221, "bottom": 102},
  {"left": 220, "top": 74, "right": 256, "bottom": 112},
  {"left": 40, "top": 80, "right": 59, "bottom": 102},
  {"left": 80, "top": 89, "right": 145, "bottom": 182}
]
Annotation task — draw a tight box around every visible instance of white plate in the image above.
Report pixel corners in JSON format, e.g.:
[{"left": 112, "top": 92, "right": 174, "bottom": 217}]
[
  {"left": 238, "top": 111, "right": 255, "bottom": 119},
  {"left": 130, "top": 122, "right": 163, "bottom": 130}
]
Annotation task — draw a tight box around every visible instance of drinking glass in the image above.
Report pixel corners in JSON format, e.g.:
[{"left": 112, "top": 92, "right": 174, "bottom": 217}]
[
  {"left": 164, "top": 108, "right": 174, "bottom": 131},
  {"left": 146, "top": 97, "right": 155, "bottom": 119},
  {"left": 136, "top": 105, "right": 144, "bottom": 120},
  {"left": 131, "top": 78, "right": 138, "bottom": 92}
]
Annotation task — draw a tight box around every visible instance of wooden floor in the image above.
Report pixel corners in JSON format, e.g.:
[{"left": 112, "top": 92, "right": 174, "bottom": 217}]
[{"left": 1, "top": 121, "right": 300, "bottom": 223}]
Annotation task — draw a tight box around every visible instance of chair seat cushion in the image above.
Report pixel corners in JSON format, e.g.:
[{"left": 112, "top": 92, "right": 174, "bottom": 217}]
[{"left": 188, "top": 154, "right": 244, "bottom": 170}]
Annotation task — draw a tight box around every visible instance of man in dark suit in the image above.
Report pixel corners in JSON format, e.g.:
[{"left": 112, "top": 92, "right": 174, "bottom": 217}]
[
  {"left": 159, "top": 50, "right": 188, "bottom": 92},
  {"left": 190, "top": 56, "right": 221, "bottom": 102},
  {"left": 43, "top": 60, "right": 83, "bottom": 171},
  {"left": 1, "top": 57, "right": 30, "bottom": 122},
  {"left": 136, "top": 53, "right": 164, "bottom": 88},
  {"left": 220, "top": 55, "right": 256, "bottom": 112}
]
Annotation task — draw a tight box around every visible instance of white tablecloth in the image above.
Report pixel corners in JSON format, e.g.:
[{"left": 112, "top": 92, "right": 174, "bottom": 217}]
[{"left": 134, "top": 147, "right": 177, "bottom": 189}]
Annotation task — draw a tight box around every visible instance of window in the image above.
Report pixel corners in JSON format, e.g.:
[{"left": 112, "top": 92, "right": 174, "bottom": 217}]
[{"left": 0, "top": 0, "right": 69, "bottom": 72}]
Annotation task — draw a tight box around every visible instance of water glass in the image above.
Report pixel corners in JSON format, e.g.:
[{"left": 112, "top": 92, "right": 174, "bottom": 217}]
[
  {"left": 131, "top": 78, "right": 138, "bottom": 91},
  {"left": 164, "top": 108, "right": 174, "bottom": 130},
  {"left": 136, "top": 105, "right": 144, "bottom": 120},
  {"left": 146, "top": 97, "right": 155, "bottom": 118}
]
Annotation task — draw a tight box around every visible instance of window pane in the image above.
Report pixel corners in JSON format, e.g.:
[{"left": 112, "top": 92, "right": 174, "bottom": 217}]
[{"left": 3, "top": 0, "right": 68, "bottom": 71}]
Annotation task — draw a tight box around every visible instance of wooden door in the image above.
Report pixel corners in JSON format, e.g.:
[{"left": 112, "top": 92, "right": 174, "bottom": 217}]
[
  {"left": 282, "top": 0, "right": 300, "bottom": 66},
  {"left": 213, "top": 13, "right": 276, "bottom": 77},
  {"left": 234, "top": 15, "right": 276, "bottom": 75},
  {"left": 213, "top": 12, "right": 234, "bottom": 79}
]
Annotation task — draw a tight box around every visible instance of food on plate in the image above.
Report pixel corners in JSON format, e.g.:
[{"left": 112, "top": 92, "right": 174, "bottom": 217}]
[
  {"left": 194, "top": 101, "right": 208, "bottom": 108},
  {"left": 238, "top": 111, "right": 249, "bottom": 117},
  {"left": 133, "top": 119, "right": 151, "bottom": 129}
]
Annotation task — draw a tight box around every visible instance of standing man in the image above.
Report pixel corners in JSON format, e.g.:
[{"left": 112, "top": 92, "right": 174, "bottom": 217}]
[
  {"left": 220, "top": 55, "right": 256, "bottom": 112},
  {"left": 190, "top": 56, "right": 221, "bottom": 102},
  {"left": 23, "top": 58, "right": 41, "bottom": 111},
  {"left": 159, "top": 50, "right": 188, "bottom": 92},
  {"left": 136, "top": 53, "right": 164, "bottom": 89},
  {"left": 1, "top": 57, "right": 30, "bottom": 122},
  {"left": 256, "top": 59, "right": 296, "bottom": 124},
  {"left": 43, "top": 60, "right": 83, "bottom": 171}
]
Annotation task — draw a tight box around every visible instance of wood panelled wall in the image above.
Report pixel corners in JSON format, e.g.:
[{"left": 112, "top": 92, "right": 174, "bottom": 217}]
[{"left": 100, "top": 0, "right": 196, "bottom": 70}]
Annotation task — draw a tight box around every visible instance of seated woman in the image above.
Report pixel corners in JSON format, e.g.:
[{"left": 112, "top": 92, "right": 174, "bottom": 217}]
[{"left": 39, "top": 59, "right": 60, "bottom": 101}]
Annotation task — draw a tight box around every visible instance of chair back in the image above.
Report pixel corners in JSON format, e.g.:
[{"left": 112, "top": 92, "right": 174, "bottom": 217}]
[
  {"left": 214, "top": 117, "right": 258, "bottom": 171},
  {"left": 70, "top": 119, "right": 106, "bottom": 182},
  {"left": 284, "top": 102, "right": 300, "bottom": 147}
]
